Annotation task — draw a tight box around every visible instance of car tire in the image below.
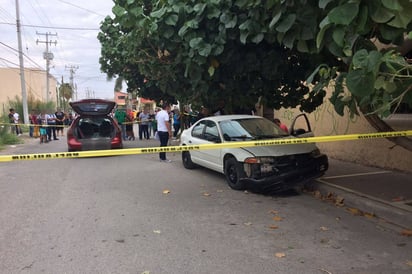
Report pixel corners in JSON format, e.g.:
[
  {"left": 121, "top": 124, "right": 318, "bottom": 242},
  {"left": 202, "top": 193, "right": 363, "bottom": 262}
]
[
  {"left": 182, "top": 151, "right": 197, "bottom": 169},
  {"left": 224, "top": 157, "right": 246, "bottom": 190}
]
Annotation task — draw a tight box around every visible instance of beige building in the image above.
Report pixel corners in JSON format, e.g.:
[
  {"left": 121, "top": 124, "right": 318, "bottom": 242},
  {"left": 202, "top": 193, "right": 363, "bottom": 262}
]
[
  {"left": 0, "top": 67, "right": 57, "bottom": 116},
  {"left": 275, "top": 97, "right": 412, "bottom": 173}
]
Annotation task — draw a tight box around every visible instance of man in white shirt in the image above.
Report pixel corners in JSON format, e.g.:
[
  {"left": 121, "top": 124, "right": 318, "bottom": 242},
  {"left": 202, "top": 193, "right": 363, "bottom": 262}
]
[
  {"left": 156, "top": 103, "right": 172, "bottom": 162},
  {"left": 13, "top": 110, "right": 22, "bottom": 136}
]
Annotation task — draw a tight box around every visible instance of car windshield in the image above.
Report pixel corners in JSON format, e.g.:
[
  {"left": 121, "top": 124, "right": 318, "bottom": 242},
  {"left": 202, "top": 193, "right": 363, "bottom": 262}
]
[{"left": 219, "top": 118, "right": 289, "bottom": 140}]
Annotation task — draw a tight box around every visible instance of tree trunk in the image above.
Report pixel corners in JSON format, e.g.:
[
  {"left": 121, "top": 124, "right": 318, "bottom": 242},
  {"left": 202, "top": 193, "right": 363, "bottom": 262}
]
[{"left": 361, "top": 109, "right": 412, "bottom": 151}]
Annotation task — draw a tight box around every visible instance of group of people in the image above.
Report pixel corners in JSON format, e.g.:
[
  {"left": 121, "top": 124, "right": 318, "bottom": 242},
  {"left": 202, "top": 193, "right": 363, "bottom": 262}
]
[
  {"left": 32, "top": 108, "right": 74, "bottom": 144},
  {"left": 7, "top": 108, "right": 74, "bottom": 144},
  {"left": 113, "top": 105, "right": 182, "bottom": 143}
]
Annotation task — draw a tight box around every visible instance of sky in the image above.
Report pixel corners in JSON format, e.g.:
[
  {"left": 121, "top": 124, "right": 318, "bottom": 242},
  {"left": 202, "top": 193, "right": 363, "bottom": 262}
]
[{"left": 0, "top": 0, "right": 123, "bottom": 100}]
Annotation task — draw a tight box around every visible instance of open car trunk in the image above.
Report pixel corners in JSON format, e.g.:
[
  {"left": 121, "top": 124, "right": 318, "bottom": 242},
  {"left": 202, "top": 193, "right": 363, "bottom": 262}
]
[{"left": 74, "top": 117, "right": 115, "bottom": 150}]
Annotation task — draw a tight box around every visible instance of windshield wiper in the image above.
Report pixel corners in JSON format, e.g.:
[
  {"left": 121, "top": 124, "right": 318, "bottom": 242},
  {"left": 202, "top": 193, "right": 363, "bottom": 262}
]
[
  {"left": 254, "top": 134, "right": 284, "bottom": 140},
  {"left": 225, "top": 135, "right": 253, "bottom": 141}
]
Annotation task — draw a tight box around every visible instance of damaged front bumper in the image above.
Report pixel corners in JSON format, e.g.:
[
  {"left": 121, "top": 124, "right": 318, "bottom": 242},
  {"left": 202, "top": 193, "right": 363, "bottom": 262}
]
[{"left": 241, "top": 154, "right": 329, "bottom": 192}]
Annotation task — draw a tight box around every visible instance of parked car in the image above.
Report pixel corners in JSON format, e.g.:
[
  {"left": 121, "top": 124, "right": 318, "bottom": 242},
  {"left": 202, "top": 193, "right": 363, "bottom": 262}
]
[
  {"left": 180, "top": 114, "right": 328, "bottom": 192},
  {"left": 67, "top": 99, "right": 123, "bottom": 151}
]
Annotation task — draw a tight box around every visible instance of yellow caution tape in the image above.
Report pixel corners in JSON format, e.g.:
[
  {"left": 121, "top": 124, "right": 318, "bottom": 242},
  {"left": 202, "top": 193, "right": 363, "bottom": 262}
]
[
  {"left": 0, "top": 130, "right": 411, "bottom": 162},
  {"left": 1, "top": 123, "right": 66, "bottom": 128}
]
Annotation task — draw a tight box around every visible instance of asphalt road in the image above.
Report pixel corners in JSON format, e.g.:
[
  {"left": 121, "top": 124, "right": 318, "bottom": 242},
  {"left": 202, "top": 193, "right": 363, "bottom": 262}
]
[{"left": 0, "top": 135, "right": 411, "bottom": 274}]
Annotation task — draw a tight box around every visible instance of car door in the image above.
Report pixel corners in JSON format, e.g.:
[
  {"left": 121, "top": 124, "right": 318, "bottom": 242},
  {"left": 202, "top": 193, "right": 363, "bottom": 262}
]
[
  {"left": 289, "top": 113, "right": 314, "bottom": 138},
  {"left": 189, "top": 120, "right": 222, "bottom": 172}
]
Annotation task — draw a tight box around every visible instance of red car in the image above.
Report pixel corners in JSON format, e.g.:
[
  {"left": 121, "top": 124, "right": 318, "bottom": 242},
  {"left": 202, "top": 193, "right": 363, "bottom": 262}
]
[{"left": 67, "top": 99, "right": 123, "bottom": 151}]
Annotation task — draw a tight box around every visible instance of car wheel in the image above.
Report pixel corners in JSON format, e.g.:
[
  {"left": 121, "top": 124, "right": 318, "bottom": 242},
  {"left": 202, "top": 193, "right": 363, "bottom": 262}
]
[
  {"left": 182, "top": 151, "right": 196, "bottom": 169},
  {"left": 224, "top": 157, "right": 246, "bottom": 190}
]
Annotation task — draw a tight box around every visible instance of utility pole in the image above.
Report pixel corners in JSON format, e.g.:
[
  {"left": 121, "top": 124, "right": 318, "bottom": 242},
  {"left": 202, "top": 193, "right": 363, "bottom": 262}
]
[
  {"left": 15, "top": 0, "right": 28, "bottom": 124},
  {"left": 36, "top": 32, "right": 57, "bottom": 102},
  {"left": 65, "top": 65, "right": 78, "bottom": 100}
]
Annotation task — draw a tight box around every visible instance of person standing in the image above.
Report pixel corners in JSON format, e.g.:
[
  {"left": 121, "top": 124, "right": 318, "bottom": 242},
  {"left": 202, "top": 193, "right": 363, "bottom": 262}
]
[
  {"left": 114, "top": 107, "right": 127, "bottom": 141},
  {"left": 13, "top": 109, "right": 23, "bottom": 136},
  {"left": 138, "top": 107, "right": 150, "bottom": 140},
  {"left": 156, "top": 103, "right": 172, "bottom": 162},
  {"left": 8, "top": 108, "right": 15, "bottom": 134},
  {"left": 46, "top": 112, "right": 58, "bottom": 141},
  {"left": 173, "top": 108, "right": 181, "bottom": 138},
  {"left": 28, "top": 109, "right": 38, "bottom": 138},
  {"left": 55, "top": 108, "right": 65, "bottom": 137},
  {"left": 37, "top": 111, "right": 48, "bottom": 144}
]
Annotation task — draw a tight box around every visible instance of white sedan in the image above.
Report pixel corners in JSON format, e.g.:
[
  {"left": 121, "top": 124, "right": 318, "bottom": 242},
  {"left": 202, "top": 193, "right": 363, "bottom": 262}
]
[{"left": 180, "top": 114, "right": 328, "bottom": 191}]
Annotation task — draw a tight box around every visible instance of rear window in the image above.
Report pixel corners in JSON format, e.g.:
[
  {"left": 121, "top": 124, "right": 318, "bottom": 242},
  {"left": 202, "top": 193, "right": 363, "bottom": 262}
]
[
  {"left": 77, "top": 117, "right": 113, "bottom": 138},
  {"left": 76, "top": 103, "right": 113, "bottom": 114}
]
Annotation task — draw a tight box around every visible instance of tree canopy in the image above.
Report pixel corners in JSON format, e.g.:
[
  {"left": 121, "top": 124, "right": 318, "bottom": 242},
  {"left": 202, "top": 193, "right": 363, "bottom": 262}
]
[{"left": 98, "top": 0, "right": 412, "bottom": 117}]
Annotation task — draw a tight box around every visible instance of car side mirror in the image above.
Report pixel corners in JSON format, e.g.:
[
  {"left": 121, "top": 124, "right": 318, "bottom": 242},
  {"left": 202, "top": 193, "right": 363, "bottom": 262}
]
[{"left": 292, "top": 128, "right": 306, "bottom": 136}]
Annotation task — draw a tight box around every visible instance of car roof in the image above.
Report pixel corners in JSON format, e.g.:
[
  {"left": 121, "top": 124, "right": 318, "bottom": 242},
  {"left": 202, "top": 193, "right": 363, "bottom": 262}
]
[
  {"left": 70, "top": 99, "right": 116, "bottom": 116},
  {"left": 198, "top": 114, "right": 263, "bottom": 122}
]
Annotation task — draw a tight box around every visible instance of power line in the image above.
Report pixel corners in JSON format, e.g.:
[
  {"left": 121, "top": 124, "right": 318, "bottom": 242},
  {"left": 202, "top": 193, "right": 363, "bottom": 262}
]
[{"left": 0, "top": 21, "right": 100, "bottom": 31}]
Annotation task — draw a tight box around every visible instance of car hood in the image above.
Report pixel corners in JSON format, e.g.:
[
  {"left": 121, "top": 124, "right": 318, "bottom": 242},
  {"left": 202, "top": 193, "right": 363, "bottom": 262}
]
[
  {"left": 239, "top": 140, "right": 318, "bottom": 156},
  {"left": 70, "top": 99, "right": 116, "bottom": 116}
]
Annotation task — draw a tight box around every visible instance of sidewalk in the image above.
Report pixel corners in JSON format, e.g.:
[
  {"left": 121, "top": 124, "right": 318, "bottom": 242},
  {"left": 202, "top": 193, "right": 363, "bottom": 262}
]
[{"left": 310, "top": 158, "right": 412, "bottom": 230}]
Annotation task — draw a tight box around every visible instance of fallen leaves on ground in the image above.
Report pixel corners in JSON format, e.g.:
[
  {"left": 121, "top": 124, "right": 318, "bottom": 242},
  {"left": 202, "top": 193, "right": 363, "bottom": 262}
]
[
  {"left": 275, "top": 252, "right": 286, "bottom": 258},
  {"left": 406, "top": 260, "right": 412, "bottom": 267},
  {"left": 320, "top": 226, "right": 329, "bottom": 231},
  {"left": 273, "top": 216, "right": 283, "bottom": 221},
  {"left": 203, "top": 192, "right": 211, "bottom": 197},
  {"left": 269, "top": 225, "right": 279, "bottom": 229},
  {"left": 311, "top": 190, "right": 345, "bottom": 207},
  {"left": 347, "top": 207, "right": 363, "bottom": 216},
  {"left": 401, "top": 229, "right": 412, "bottom": 237},
  {"left": 243, "top": 222, "right": 252, "bottom": 226},
  {"left": 162, "top": 190, "right": 170, "bottom": 194},
  {"left": 153, "top": 230, "right": 161, "bottom": 234}
]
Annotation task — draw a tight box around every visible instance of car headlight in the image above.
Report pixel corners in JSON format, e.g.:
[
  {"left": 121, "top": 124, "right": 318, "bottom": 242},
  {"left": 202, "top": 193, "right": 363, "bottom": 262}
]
[{"left": 244, "top": 157, "right": 275, "bottom": 164}]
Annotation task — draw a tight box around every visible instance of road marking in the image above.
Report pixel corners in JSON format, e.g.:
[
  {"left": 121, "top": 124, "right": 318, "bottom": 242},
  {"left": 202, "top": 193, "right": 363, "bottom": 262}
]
[{"left": 323, "top": 171, "right": 392, "bottom": 180}]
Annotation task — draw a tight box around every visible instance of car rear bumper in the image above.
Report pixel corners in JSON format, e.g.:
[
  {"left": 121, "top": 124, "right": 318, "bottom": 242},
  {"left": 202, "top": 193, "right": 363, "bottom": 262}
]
[{"left": 241, "top": 154, "right": 328, "bottom": 192}]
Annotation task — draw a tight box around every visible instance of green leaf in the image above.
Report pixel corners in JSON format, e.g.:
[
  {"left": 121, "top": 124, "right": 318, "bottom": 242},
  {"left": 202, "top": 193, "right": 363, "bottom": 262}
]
[
  {"left": 178, "top": 25, "right": 189, "bottom": 37},
  {"left": 276, "top": 14, "right": 296, "bottom": 32},
  {"left": 297, "top": 40, "right": 309, "bottom": 52},
  {"left": 332, "top": 27, "right": 345, "bottom": 47},
  {"left": 113, "top": 5, "right": 126, "bottom": 17},
  {"left": 189, "top": 37, "right": 203, "bottom": 48},
  {"left": 328, "top": 3, "right": 359, "bottom": 25},
  {"left": 208, "top": 66, "right": 215, "bottom": 77},
  {"left": 239, "top": 20, "right": 251, "bottom": 31},
  {"left": 352, "top": 49, "right": 369, "bottom": 69},
  {"left": 220, "top": 13, "right": 237, "bottom": 28},
  {"left": 269, "top": 11, "right": 282, "bottom": 29},
  {"left": 150, "top": 7, "right": 166, "bottom": 18},
  {"left": 316, "top": 17, "right": 330, "bottom": 49},
  {"left": 387, "top": 10, "right": 411, "bottom": 28},
  {"left": 346, "top": 69, "right": 375, "bottom": 97},
  {"left": 199, "top": 44, "right": 212, "bottom": 56},
  {"left": 382, "top": 0, "right": 402, "bottom": 11},
  {"left": 165, "top": 14, "right": 178, "bottom": 26},
  {"left": 193, "top": 3, "right": 206, "bottom": 13},
  {"left": 251, "top": 33, "right": 264, "bottom": 44},
  {"left": 319, "top": 0, "right": 334, "bottom": 9},
  {"left": 240, "top": 30, "right": 249, "bottom": 44},
  {"left": 369, "top": 2, "right": 394, "bottom": 23},
  {"left": 207, "top": 6, "right": 221, "bottom": 19}
]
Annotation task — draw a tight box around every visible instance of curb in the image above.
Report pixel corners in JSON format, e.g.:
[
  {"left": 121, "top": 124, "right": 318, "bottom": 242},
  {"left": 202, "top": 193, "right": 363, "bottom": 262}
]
[{"left": 309, "top": 179, "right": 412, "bottom": 230}]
